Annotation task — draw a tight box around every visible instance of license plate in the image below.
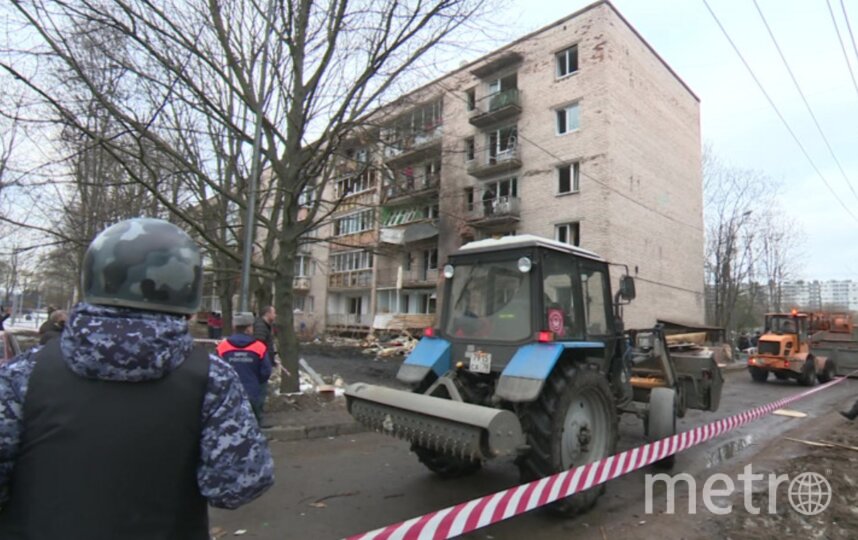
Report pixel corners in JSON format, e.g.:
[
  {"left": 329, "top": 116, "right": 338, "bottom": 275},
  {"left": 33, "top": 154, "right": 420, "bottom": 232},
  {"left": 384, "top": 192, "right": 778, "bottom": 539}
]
[{"left": 469, "top": 351, "right": 491, "bottom": 374}]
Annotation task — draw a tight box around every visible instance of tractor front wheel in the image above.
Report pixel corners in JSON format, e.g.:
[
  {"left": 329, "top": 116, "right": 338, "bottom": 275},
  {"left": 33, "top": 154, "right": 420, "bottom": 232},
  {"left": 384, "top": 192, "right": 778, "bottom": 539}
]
[
  {"left": 817, "top": 359, "right": 836, "bottom": 384},
  {"left": 749, "top": 366, "right": 769, "bottom": 383},
  {"left": 798, "top": 357, "right": 817, "bottom": 387},
  {"left": 517, "top": 363, "right": 618, "bottom": 516}
]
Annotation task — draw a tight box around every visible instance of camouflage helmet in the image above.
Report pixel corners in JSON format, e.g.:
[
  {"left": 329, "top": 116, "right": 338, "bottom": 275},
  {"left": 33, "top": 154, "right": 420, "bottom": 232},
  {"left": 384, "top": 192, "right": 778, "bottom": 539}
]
[{"left": 82, "top": 218, "right": 203, "bottom": 315}]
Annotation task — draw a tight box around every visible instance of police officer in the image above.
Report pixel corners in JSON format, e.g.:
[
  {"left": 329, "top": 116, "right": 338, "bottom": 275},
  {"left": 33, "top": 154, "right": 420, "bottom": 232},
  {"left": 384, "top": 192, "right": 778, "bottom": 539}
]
[
  {"left": 217, "top": 312, "right": 272, "bottom": 422},
  {"left": 0, "top": 218, "right": 274, "bottom": 539}
]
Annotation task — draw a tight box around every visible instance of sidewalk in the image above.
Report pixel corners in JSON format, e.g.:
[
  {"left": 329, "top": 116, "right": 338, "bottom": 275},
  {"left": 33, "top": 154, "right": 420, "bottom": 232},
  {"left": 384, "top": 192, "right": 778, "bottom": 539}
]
[{"left": 261, "top": 396, "right": 365, "bottom": 442}]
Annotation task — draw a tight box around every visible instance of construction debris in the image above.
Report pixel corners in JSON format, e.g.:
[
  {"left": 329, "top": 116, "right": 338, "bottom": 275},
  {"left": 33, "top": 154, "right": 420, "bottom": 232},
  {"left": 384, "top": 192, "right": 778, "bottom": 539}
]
[
  {"left": 772, "top": 409, "right": 808, "bottom": 418},
  {"left": 361, "top": 332, "right": 419, "bottom": 358}
]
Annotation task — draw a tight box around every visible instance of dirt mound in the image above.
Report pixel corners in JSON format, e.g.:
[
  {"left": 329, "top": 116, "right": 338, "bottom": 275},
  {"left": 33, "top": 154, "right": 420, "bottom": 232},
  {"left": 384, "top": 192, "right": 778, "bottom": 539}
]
[{"left": 718, "top": 421, "right": 858, "bottom": 540}]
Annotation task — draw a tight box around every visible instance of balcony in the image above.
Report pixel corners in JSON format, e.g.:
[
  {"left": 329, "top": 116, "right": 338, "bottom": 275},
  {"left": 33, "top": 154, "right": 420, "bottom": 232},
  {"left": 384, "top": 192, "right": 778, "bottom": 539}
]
[
  {"left": 467, "top": 146, "right": 521, "bottom": 179},
  {"left": 469, "top": 89, "right": 522, "bottom": 128},
  {"left": 328, "top": 269, "right": 373, "bottom": 290},
  {"left": 467, "top": 196, "right": 521, "bottom": 227},
  {"left": 380, "top": 221, "right": 439, "bottom": 246},
  {"left": 384, "top": 173, "right": 440, "bottom": 204},
  {"left": 293, "top": 276, "right": 311, "bottom": 291},
  {"left": 326, "top": 313, "right": 372, "bottom": 328},
  {"left": 383, "top": 125, "right": 443, "bottom": 167},
  {"left": 377, "top": 267, "right": 439, "bottom": 288}
]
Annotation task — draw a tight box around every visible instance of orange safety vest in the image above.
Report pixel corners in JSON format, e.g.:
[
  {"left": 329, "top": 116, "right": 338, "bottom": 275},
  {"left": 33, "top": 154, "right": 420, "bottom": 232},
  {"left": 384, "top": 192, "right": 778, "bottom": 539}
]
[{"left": 216, "top": 339, "right": 268, "bottom": 359}]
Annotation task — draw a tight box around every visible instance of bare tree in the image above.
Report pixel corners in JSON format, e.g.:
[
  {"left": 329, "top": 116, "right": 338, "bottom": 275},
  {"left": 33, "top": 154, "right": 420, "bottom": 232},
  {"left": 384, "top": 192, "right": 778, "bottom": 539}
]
[{"left": 5, "top": 0, "right": 492, "bottom": 391}]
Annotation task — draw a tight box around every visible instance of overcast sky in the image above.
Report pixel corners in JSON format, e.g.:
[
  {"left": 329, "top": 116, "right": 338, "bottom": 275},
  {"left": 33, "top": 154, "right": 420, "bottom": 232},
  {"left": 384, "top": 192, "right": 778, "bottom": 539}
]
[{"left": 485, "top": 0, "right": 858, "bottom": 281}]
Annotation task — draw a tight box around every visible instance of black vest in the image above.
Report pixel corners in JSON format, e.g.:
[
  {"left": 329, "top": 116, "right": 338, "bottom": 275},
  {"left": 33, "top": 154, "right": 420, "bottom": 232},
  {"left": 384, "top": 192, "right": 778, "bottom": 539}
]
[{"left": 0, "top": 340, "right": 211, "bottom": 540}]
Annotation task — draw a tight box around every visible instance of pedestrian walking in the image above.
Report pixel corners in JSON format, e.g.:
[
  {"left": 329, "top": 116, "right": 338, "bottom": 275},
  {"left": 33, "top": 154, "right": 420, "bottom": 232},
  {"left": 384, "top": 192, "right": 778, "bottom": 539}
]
[
  {"left": 253, "top": 305, "right": 277, "bottom": 359},
  {"left": 38, "top": 309, "right": 67, "bottom": 345},
  {"left": 0, "top": 217, "right": 274, "bottom": 539},
  {"left": 207, "top": 311, "right": 223, "bottom": 339},
  {"left": 217, "top": 313, "right": 272, "bottom": 422},
  {"left": 37, "top": 306, "right": 56, "bottom": 336}
]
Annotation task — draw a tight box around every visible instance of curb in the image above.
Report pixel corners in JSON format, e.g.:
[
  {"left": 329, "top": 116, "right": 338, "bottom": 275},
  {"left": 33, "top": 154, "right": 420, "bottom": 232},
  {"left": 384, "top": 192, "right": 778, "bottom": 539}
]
[
  {"left": 262, "top": 421, "right": 366, "bottom": 442},
  {"left": 719, "top": 362, "right": 748, "bottom": 373}
]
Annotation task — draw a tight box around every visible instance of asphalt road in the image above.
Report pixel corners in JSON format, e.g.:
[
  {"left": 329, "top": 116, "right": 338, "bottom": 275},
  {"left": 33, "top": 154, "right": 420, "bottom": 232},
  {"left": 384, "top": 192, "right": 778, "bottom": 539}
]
[{"left": 210, "top": 369, "right": 858, "bottom": 540}]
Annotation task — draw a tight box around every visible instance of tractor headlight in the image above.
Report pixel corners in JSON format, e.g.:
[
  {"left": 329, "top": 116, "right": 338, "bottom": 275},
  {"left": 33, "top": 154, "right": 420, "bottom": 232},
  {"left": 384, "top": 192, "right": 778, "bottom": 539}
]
[
  {"left": 443, "top": 264, "right": 455, "bottom": 279},
  {"left": 517, "top": 257, "right": 532, "bottom": 273}
]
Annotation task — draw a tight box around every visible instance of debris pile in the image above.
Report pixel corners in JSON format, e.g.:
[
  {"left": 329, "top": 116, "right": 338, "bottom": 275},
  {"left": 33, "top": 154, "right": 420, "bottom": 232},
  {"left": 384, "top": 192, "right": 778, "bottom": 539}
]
[{"left": 360, "top": 332, "right": 419, "bottom": 358}]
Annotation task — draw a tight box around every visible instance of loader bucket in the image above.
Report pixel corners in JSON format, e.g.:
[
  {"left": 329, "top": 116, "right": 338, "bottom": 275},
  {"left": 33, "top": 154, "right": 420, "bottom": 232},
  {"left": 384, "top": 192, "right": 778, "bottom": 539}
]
[{"left": 345, "top": 383, "right": 525, "bottom": 461}]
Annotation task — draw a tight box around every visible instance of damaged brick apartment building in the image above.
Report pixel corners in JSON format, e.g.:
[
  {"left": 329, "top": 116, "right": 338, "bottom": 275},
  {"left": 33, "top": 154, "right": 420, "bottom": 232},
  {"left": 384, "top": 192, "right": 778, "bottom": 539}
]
[{"left": 292, "top": 0, "right": 705, "bottom": 336}]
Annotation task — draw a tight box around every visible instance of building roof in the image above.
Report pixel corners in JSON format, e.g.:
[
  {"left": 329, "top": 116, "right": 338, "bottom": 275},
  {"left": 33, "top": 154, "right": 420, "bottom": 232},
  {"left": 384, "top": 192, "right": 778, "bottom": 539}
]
[
  {"left": 383, "top": 0, "right": 699, "bottom": 109},
  {"left": 457, "top": 234, "right": 605, "bottom": 261}
]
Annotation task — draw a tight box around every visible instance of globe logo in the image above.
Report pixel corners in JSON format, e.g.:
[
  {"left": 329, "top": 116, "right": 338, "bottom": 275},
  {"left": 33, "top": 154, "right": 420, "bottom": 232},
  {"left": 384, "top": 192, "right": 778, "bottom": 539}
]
[{"left": 788, "top": 472, "right": 832, "bottom": 516}]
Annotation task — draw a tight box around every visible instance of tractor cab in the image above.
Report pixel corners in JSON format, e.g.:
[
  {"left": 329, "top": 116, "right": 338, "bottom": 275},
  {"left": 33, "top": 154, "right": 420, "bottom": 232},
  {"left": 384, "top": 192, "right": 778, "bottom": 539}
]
[
  {"left": 758, "top": 312, "right": 809, "bottom": 357},
  {"left": 437, "top": 235, "right": 623, "bottom": 379}
]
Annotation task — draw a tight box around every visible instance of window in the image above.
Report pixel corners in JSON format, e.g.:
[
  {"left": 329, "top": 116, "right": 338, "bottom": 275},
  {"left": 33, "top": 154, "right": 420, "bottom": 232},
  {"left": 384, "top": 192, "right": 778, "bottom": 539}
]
[
  {"left": 382, "top": 205, "right": 437, "bottom": 227},
  {"left": 295, "top": 255, "right": 314, "bottom": 277},
  {"left": 294, "top": 295, "right": 314, "bottom": 313},
  {"left": 424, "top": 249, "right": 438, "bottom": 271},
  {"left": 556, "top": 103, "right": 580, "bottom": 134},
  {"left": 465, "top": 137, "right": 475, "bottom": 161},
  {"left": 465, "top": 187, "right": 475, "bottom": 211},
  {"left": 330, "top": 250, "right": 373, "bottom": 273},
  {"left": 555, "top": 222, "right": 580, "bottom": 246},
  {"left": 333, "top": 209, "right": 374, "bottom": 236},
  {"left": 466, "top": 88, "right": 476, "bottom": 111},
  {"left": 580, "top": 265, "right": 610, "bottom": 336},
  {"left": 298, "top": 185, "right": 316, "bottom": 207},
  {"left": 542, "top": 252, "right": 581, "bottom": 338},
  {"left": 558, "top": 162, "right": 580, "bottom": 194},
  {"left": 488, "top": 125, "right": 517, "bottom": 159},
  {"left": 334, "top": 170, "right": 376, "bottom": 199},
  {"left": 483, "top": 177, "right": 518, "bottom": 201},
  {"left": 556, "top": 45, "right": 579, "bottom": 78}
]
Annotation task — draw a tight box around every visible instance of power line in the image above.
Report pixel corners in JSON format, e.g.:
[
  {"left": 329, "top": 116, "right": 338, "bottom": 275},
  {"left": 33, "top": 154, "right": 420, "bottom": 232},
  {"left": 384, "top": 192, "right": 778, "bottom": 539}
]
[
  {"left": 702, "top": 0, "right": 858, "bottom": 226},
  {"left": 829, "top": 0, "right": 858, "bottom": 99},
  {"left": 753, "top": 0, "right": 858, "bottom": 203}
]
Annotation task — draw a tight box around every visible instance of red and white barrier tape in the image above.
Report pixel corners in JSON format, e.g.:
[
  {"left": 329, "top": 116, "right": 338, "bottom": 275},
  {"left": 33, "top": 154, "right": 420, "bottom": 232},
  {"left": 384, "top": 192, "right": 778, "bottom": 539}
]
[{"left": 346, "top": 375, "right": 853, "bottom": 540}]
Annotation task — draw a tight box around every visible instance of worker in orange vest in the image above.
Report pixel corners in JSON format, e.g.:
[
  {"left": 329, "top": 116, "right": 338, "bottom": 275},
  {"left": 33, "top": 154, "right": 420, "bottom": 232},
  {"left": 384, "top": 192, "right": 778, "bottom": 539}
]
[{"left": 217, "top": 313, "right": 273, "bottom": 422}]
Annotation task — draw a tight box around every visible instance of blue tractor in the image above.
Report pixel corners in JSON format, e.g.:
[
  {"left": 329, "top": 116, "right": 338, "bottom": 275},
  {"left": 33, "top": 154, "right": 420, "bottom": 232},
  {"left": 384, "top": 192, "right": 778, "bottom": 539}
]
[{"left": 346, "top": 235, "right": 722, "bottom": 514}]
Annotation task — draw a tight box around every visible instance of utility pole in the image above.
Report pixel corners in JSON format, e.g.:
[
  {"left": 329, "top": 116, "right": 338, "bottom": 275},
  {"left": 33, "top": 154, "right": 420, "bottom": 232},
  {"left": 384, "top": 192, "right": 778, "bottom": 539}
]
[{"left": 239, "top": 0, "right": 276, "bottom": 314}]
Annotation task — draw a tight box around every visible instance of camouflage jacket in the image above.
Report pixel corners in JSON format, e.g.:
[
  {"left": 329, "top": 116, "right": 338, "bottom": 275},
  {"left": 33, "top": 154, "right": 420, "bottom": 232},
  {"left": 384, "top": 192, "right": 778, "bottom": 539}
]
[{"left": 0, "top": 303, "right": 275, "bottom": 509}]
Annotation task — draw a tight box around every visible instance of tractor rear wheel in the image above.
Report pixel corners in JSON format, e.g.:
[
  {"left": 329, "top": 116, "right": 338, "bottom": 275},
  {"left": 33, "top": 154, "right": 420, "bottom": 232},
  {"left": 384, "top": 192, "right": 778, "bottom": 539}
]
[
  {"left": 517, "top": 363, "right": 618, "bottom": 516},
  {"left": 749, "top": 366, "right": 769, "bottom": 383},
  {"left": 817, "top": 359, "right": 836, "bottom": 383}
]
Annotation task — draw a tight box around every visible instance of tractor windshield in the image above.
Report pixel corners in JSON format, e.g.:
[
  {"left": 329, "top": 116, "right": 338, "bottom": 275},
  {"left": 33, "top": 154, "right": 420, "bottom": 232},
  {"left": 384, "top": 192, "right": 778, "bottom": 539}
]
[
  {"left": 766, "top": 316, "right": 800, "bottom": 335},
  {"left": 444, "top": 259, "right": 531, "bottom": 342}
]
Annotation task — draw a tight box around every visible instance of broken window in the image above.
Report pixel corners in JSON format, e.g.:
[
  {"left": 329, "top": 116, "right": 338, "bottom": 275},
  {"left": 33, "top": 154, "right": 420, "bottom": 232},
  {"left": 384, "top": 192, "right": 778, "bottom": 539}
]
[
  {"left": 558, "top": 162, "right": 580, "bottom": 194},
  {"left": 556, "top": 103, "right": 580, "bottom": 134},
  {"left": 466, "top": 88, "right": 476, "bottom": 111},
  {"left": 556, "top": 45, "right": 579, "bottom": 78},
  {"left": 555, "top": 222, "right": 580, "bottom": 246}
]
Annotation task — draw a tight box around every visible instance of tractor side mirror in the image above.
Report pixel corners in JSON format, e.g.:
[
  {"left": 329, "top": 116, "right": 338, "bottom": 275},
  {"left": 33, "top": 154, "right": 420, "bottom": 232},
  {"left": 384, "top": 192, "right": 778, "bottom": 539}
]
[{"left": 619, "top": 275, "right": 636, "bottom": 301}]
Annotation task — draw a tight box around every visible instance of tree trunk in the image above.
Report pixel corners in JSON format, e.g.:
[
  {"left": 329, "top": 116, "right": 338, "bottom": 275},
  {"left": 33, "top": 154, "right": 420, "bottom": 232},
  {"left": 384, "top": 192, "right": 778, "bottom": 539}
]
[{"left": 274, "top": 237, "right": 300, "bottom": 393}]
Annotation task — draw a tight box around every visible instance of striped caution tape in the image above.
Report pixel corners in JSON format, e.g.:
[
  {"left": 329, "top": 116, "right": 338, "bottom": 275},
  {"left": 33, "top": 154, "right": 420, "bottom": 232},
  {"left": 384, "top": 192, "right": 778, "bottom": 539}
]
[{"left": 346, "top": 375, "right": 853, "bottom": 540}]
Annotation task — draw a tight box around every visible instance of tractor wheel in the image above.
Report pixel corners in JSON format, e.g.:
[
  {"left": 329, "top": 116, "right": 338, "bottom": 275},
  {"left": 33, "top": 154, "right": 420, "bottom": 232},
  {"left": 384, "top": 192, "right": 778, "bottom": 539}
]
[
  {"left": 647, "top": 388, "right": 677, "bottom": 470},
  {"left": 412, "top": 445, "right": 482, "bottom": 479},
  {"left": 798, "top": 357, "right": 817, "bottom": 387},
  {"left": 517, "top": 363, "right": 618, "bottom": 517},
  {"left": 749, "top": 366, "right": 769, "bottom": 383},
  {"left": 817, "top": 359, "right": 836, "bottom": 384}
]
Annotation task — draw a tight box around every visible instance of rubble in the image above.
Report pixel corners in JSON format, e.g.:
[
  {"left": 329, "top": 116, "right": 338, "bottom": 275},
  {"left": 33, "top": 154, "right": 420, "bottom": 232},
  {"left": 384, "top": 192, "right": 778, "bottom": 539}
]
[{"left": 360, "top": 332, "right": 419, "bottom": 358}]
